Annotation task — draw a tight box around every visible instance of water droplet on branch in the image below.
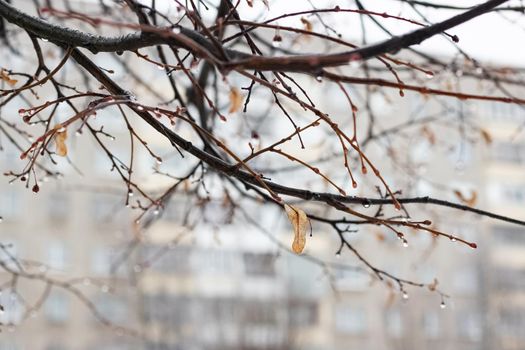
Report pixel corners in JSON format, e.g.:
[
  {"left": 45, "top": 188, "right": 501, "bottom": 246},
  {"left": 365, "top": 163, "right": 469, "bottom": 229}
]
[{"left": 272, "top": 34, "right": 282, "bottom": 48}]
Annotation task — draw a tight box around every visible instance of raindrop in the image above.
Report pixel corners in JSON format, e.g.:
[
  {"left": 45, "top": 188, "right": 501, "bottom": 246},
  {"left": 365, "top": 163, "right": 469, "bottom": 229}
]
[
  {"left": 136, "top": 105, "right": 144, "bottom": 111},
  {"left": 127, "top": 189, "right": 134, "bottom": 197},
  {"left": 172, "top": 26, "right": 181, "bottom": 34},
  {"left": 335, "top": 252, "right": 341, "bottom": 258},
  {"left": 402, "top": 240, "right": 409, "bottom": 248},
  {"left": 315, "top": 75, "right": 323, "bottom": 82},
  {"left": 426, "top": 72, "right": 434, "bottom": 79},
  {"left": 450, "top": 237, "right": 457, "bottom": 242},
  {"left": 402, "top": 291, "right": 409, "bottom": 300},
  {"left": 41, "top": 38, "right": 49, "bottom": 42},
  {"left": 440, "top": 301, "right": 446, "bottom": 309},
  {"left": 153, "top": 209, "right": 160, "bottom": 216},
  {"left": 362, "top": 199, "right": 372, "bottom": 208},
  {"left": 155, "top": 158, "right": 163, "bottom": 165},
  {"left": 272, "top": 34, "right": 282, "bottom": 48},
  {"left": 157, "top": 65, "right": 165, "bottom": 70}
]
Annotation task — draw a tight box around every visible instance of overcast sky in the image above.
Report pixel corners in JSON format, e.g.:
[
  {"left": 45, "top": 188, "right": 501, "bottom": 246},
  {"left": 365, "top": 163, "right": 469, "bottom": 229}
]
[
  {"left": 139, "top": 0, "right": 525, "bottom": 66},
  {"left": 231, "top": 0, "right": 525, "bottom": 67}
]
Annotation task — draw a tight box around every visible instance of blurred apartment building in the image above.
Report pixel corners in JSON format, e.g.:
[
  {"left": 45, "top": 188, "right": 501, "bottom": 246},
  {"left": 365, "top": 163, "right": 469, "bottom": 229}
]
[{"left": 1, "top": 79, "right": 524, "bottom": 350}]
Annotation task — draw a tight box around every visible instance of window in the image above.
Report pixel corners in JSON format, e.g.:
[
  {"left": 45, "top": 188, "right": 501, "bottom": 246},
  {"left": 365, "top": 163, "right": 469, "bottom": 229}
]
[
  {"left": 243, "top": 253, "right": 275, "bottom": 277},
  {"left": 47, "top": 193, "right": 70, "bottom": 223},
  {"left": 95, "top": 294, "right": 128, "bottom": 324},
  {"left": 493, "top": 267, "right": 525, "bottom": 291},
  {"left": 44, "top": 290, "right": 69, "bottom": 324},
  {"left": 493, "top": 225, "right": 525, "bottom": 245},
  {"left": 498, "top": 307, "right": 525, "bottom": 338},
  {"left": 288, "top": 301, "right": 318, "bottom": 327},
  {"left": 144, "top": 294, "right": 191, "bottom": 325},
  {"left": 334, "top": 305, "right": 367, "bottom": 335},
  {"left": 480, "top": 101, "right": 524, "bottom": 123},
  {"left": 501, "top": 185, "right": 525, "bottom": 204},
  {"left": 457, "top": 312, "right": 482, "bottom": 341},
  {"left": 488, "top": 182, "right": 525, "bottom": 205},
  {"left": 489, "top": 142, "right": 525, "bottom": 164},
  {"left": 241, "top": 301, "right": 279, "bottom": 324}
]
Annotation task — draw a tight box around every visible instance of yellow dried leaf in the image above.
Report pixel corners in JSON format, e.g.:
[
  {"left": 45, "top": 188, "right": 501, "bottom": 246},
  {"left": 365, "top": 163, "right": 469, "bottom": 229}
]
[
  {"left": 284, "top": 204, "right": 308, "bottom": 254},
  {"left": 453, "top": 189, "right": 477, "bottom": 207},
  {"left": 427, "top": 278, "right": 439, "bottom": 291},
  {"left": 300, "top": 17, "right": 313, "bottom": 31},
  {"left": 0, "top": 69, "right": 18, "bottom": 87},
  {"left": 55, "top": 129, "right": 68, "bottom": 157},
  {"left": 228, "top": 87, "right": 243, "bottom": 114},
  {"left": 375, "top": 231, "right": 385, "bottom": 242},
  {"left": 480, "top": 129, "right": 492, "bottom": 144}
]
